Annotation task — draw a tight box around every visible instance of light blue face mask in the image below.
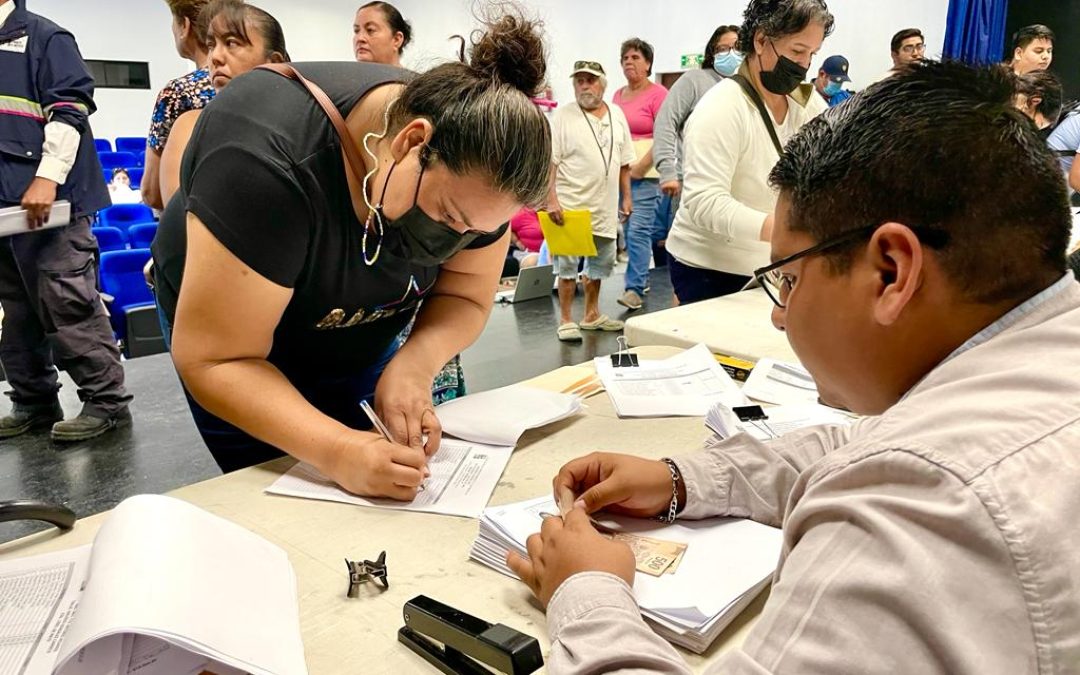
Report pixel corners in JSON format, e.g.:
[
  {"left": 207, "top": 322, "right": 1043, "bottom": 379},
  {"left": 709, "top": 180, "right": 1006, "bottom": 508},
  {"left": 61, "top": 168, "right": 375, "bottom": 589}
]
[
  {"left": 823, "top": 80, "right": 843, "bottom": 96},
  {"left": 713, "top": 51, "right": 743, "bottom": 77}
]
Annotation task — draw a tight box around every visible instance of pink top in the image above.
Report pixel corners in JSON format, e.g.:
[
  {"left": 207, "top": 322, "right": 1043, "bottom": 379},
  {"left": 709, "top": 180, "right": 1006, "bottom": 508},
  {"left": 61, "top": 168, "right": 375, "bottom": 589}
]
[
  {"left": 510, "top": 209, "right": 543, "bottom": 252},
  {"left": 613, "top": 82, "right": 668, "bottom": 140}
]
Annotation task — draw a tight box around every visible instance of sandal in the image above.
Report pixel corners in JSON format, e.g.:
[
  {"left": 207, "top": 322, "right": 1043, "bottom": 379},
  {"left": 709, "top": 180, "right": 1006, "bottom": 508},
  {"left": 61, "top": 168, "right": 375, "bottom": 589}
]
[
  {"left": 557, "top": 322, "right": 583, "bottom": 342},
  {"left": 579, "top": 315, "right": 625, "bottom": 332}
]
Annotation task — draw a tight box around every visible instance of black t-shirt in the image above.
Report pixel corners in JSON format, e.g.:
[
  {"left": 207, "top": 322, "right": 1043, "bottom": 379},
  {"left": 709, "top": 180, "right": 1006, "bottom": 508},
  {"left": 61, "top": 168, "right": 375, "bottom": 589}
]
[{"left": 153, "top": 62, "right": 506, "bottom": 380}]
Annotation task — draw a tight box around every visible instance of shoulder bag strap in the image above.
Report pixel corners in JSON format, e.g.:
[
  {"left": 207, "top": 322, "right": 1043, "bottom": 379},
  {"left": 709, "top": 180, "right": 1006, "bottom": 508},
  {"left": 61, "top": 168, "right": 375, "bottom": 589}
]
[
  {"left": 257, "top": 63, "right": 369, "bottom": 185},
  {"left": 730, "top": 74, "right": 784, "bottom": 157}
]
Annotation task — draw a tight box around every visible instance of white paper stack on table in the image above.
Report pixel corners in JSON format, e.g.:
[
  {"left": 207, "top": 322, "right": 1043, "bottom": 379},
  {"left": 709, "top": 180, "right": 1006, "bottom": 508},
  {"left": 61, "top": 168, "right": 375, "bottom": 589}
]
[
  {"left": 266, "top": 385, "right": 582, "bottom": 518},
  {"left": 595, "top": 343, "right": 749, "bottom": 418},
  {"left": 705, "top": 400, "right": 855, "bottom": 447},
  {"left": 0, "top": 494, "right": 306, "bottom": 675},
  {"left": 740, "top": 358, "right": 820, "bottom": 406},
  {"left": 470, "top": 496, "right": 783, "bottom": 653}
]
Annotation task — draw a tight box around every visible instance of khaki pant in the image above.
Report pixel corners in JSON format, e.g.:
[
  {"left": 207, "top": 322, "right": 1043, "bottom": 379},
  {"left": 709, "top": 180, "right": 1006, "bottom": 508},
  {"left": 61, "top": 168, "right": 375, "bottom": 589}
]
[{"left": 0, "top": 216, "right": 131, "bottom": 417}]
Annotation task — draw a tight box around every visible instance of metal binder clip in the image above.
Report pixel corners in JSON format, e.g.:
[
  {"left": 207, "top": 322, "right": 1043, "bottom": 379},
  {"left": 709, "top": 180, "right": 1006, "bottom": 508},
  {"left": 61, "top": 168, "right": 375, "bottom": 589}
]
[
  {"left": 345, "top": 551, "right": 389, "bottom": 597},
  {"left": 610, "top": 336, "right": 639, "bottom": 367},
  {"left": 732, "top": 405, "right": 779, "bottom": 439},
  {"left": 399, "top": 595, "right": 543, "bottom": 675}
]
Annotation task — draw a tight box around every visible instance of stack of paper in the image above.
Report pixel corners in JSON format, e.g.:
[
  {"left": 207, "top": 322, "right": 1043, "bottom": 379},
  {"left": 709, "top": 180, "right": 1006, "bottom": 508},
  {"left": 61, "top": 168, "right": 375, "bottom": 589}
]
[
  {"left": 705, "top": 401, "right": 854, "bottom": 446},
  {"left": 470, "top": 496, "right": 783, "bottom": 654},
  {"left": 741, "top": 358, "right": 820, "bottom": 406},
  {"left": 595, "top": 343, "right": 749, "bottom": 418},
  {"left": 434, "top": 384, "right": 582, "bottom": 446}
]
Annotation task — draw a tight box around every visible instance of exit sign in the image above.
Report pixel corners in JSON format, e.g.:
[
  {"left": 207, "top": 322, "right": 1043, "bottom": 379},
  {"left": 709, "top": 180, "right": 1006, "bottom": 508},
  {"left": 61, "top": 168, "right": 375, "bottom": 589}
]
[{"left": 680, "top": 53, "right": 704, "bottom": 69}]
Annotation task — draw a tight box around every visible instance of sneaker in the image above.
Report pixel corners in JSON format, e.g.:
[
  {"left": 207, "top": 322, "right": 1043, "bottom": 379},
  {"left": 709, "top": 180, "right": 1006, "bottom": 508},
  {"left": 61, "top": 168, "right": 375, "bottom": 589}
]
[
  {"left": 617, "top": 249, "right": 629, "bottom": 263},
  {"left": 0, "top": 401, "right": 64, "bottom": 439},
  {"left": 617, "top": 289, "right": 644, "bottom": 311},
  {"left": 51, "top": 408, "right": 132, "bottom": 442}
]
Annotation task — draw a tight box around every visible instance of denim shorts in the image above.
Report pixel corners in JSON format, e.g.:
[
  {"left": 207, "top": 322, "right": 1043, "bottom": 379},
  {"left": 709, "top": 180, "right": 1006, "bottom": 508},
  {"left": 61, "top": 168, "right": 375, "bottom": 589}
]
[{"left": 554, "top": 235, "right": 617, "bottom": 280}]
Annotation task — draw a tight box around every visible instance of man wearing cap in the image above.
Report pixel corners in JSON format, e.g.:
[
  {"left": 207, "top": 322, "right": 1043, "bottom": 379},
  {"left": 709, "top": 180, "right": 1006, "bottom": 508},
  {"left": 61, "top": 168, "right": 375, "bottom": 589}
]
[
  {"left": 545, "top": 60, "right": 635, "bottom": 342},
  {"left": 814, "top": 55, "right": 853, "bottom": 107}
]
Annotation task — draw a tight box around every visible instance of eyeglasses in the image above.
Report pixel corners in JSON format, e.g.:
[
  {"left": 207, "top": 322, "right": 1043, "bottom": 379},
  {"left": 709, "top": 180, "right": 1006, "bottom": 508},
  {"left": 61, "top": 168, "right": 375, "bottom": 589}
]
[
  {"left": 900, "top": 43, "right": 926, "bottom": 54},
  {"left": 752, "top": 223, "right": 950, "bottom": 309},
  {"left": 573, "top": 60, "right": 603, "bottom": 72}
]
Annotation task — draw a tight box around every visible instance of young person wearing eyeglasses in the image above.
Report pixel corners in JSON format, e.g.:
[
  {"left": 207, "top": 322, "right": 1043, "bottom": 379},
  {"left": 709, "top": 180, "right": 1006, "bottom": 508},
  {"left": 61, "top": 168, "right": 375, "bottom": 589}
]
[{"left": 507, "top": 61, "right": 1080, "bottom": 673}]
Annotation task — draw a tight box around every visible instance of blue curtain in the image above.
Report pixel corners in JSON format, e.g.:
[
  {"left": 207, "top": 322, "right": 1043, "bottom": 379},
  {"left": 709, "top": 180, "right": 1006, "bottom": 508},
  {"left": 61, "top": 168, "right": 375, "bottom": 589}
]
[{"left": 943, "top": 0, "right": 1010, "bottom": 64}]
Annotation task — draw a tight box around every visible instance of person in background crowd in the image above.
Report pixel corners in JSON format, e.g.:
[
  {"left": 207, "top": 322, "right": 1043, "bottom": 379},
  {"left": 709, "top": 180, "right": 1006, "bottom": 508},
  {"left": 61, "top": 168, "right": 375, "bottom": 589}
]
[
  {"left": 664, "top": 0, "right": 831, "bottom": 304},
  {"left": 813, "top": 54, "right": 852, "bottom": 106},
  {"left": 142, "top": 0, "right": 214, "bottom": 210},
  {"left": 875, "top": 27, "right": 923, "bottom": 81},
  {"left": 0, "top": 0, "right": 132, "bottom": 441},
  {"left": 153, "top": 13, "right": 551, "bottom": 494},
  {"left": 510, "top": 60, "right": 1080, "bottom": 675},
  {"left": 1014, "top": 69, "right": 1062, "bottom": 133},
  {"left": 1048, "top": 110, "right": 1080, "bottom": 194},
  {"left": 1010, "top": 24, "right": 1054, "bottom": 76},
  {"left": 159, "top": 0, "right": 288, "bottom": 207},
  {"left": 353, "top": 1, "right": 410, "bottom": 67},
  {"left": 654, "top": 25, "right": 741, "bottom": 203},
  {"left": 613, "top": 38, "right": 667, "bottom": 311},
  {"left": 108, "top": 168, "right": 142, "bottom": 204},
  {"left": 547, "top": 60, "right": 634, "bottom": 341},
  {"left": 510, "top": 209, "right": 543, "bottom": 269}
]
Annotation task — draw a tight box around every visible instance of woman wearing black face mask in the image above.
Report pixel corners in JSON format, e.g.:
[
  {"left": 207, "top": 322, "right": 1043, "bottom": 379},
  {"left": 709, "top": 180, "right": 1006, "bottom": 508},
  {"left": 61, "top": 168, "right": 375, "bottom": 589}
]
[
  {"left": 664, "top": 0, "right": 833, "bottom": 304},
  {"left": 151, "top": 12, "right": 551, "bottom": 499}
]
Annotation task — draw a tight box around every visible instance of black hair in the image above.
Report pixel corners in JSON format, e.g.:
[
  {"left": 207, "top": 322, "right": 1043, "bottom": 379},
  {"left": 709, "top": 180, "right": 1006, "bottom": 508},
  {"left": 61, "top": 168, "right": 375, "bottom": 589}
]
[
  {"left": 891, "top": 28, "right": 923, "bottom": 54},
  {"left": 359, "top": 1, "right": 413, "bottom": 53},
  {"left": 1013, "top": 24, "right": 1054, "bottom": 52},
  {"left": 620, "top": 37, "right": 655, "bottom": 76},
  {"left": 737, "top": 0, "right": 834, "bottom": 57},
  {"left": 702, "top": 24, "right": 741, "bottom": 69},
  {"left": 1016, "top": 69, "right": 1063, "bottom": 124},
  {"left": 111, "top": 167, "right": 130, "bottom": 178},
  {"left": 769, "top": 60, "right": 1069, "bottom": 304},
  {"left": 388, "top": 10, "right": 551, "bottom": 207},
  {"left": 203, "top": 0, "right": 290, "bottom": 61}
]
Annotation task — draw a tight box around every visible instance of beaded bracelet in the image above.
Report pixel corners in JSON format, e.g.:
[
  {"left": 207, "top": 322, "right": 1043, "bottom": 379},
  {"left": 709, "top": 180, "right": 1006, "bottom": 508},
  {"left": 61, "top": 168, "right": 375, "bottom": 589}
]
[{"left": 656, "top": 458, "right": 681, "bottom": 523}]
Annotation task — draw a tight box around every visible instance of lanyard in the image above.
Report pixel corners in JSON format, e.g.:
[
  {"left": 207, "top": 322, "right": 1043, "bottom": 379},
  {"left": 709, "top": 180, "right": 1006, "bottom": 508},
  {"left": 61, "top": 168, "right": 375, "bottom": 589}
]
[{"left": 580, "top": 104, "right": 614, "bottom": 179}]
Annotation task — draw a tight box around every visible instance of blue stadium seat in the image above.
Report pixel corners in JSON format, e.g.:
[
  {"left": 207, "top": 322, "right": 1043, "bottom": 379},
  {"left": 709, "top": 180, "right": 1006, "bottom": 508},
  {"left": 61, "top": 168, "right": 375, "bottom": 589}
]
[
  {"left": 91, "top": 226, "right": 127, "bottom": 252},
  {"left": 94, "top": 138, "right": 112, "bottom": 153},
  {"left": 128, "top": 167, "right": 144, "bottom": 188},
  {"left": 114, "top": 137, "right": 146, "bottom": 155},
  {"left": 129, "top": 222, "right": 157, "bottom": 250},
  {"left": 99, "top": 204, "right": 155, "bottom": 236},
  {"left": 97, "top": 151, "right": 139, "bottom": 170},
  {"left": 100, "top": 248, "right": 164, "bottom": 357}
]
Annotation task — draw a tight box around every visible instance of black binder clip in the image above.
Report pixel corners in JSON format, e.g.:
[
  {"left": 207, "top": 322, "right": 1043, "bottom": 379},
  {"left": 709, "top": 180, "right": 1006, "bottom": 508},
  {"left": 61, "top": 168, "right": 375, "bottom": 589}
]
[
  {"left": 610, "top": 336, "right": 639, "bottom": 368},
  {"left": 399, "top": 595, "right": 543, "bottom": 675},
  {"left": 732, "top": 405, "right": 778, "bottom": 439},
  {"left": 345, "top": 551, "right": 389, "bottom": 597}
]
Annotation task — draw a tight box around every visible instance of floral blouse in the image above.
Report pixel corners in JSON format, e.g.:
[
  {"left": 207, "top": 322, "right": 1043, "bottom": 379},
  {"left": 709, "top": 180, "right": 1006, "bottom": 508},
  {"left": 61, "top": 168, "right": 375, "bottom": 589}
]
[{"left": 147, "top": 68, "right": 215, "bottom": 151}]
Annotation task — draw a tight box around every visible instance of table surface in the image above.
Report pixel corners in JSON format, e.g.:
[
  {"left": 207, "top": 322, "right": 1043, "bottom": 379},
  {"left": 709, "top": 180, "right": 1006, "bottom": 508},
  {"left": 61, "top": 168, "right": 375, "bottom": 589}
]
[
  {"left": 0, "top": 348, "right": 763, "bottom": 674},
  {"left": 624, "top": 288, "right": 798, "bottom": 364}
]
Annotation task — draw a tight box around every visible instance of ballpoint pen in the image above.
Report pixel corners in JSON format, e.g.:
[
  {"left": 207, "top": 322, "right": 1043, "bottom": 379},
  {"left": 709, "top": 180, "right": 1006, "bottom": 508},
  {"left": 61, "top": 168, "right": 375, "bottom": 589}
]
[{"left": 360, "top": 401, "right": 428, "bottom": 487}]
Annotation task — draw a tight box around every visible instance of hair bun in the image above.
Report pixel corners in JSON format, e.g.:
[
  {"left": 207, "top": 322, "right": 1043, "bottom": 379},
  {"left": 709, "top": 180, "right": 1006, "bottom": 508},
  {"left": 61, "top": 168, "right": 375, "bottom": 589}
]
[{"left": 468, "top": 13, "right": 547, "bottom": 97}]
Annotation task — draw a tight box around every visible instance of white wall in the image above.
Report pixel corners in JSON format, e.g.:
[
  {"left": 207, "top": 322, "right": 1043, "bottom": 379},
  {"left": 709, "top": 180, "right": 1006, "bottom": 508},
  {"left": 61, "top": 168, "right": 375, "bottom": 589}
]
[{"left": 31, "top": 0, "right": 948, "bottom": 142}]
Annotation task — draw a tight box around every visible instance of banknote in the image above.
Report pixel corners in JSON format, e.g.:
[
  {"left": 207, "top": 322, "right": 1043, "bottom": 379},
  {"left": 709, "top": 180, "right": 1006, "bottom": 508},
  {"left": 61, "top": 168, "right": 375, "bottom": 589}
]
[{"left": 611, "top": 532, "right": 687, "bottom": 577}]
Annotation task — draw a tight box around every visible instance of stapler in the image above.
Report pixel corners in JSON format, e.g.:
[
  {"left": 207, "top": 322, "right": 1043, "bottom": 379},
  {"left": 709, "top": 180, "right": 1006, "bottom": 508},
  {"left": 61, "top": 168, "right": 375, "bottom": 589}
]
[
  {"left": 0, "top": 500, "right": 76, "bottom": 530},
  {"left": 398, "top": 595, "right": 543, "bottom": 675}
]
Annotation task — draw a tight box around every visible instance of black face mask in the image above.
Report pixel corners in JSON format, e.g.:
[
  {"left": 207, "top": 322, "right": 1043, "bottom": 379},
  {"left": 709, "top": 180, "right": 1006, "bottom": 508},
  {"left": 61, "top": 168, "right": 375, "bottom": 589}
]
[
  {"left": 375, "top": 161, "right": 479, "bottom": 267},
  {"left": 759, "top": 41, "right": 808, "bottom": 96}
]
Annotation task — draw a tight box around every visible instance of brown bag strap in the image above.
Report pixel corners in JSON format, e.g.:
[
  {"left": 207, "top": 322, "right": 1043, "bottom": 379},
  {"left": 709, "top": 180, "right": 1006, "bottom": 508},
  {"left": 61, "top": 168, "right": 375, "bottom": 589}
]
[{"left": 257, "top": 63, "right": 369, "bottom": 185}]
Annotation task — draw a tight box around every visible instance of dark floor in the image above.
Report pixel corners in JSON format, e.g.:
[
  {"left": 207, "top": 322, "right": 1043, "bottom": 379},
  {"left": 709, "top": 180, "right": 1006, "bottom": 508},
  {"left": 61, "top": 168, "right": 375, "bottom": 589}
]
[{"left": 0, "top": 268, "right": 674, "bottom": 543}]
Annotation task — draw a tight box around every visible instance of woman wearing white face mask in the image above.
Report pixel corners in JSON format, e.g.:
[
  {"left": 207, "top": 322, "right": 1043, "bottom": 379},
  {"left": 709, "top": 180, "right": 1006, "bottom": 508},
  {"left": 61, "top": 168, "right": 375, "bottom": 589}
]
[
  {"left": 665, "top": 0, "right": 832, "bottom": 304},
  {"left": 653, "top": 25, "right": 741, "bottom": 203}
]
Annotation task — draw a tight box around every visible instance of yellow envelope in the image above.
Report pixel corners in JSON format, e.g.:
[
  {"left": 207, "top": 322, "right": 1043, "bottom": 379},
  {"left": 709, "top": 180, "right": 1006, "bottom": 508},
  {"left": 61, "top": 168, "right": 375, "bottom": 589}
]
[
  {"left": 633, "top": 139, "right": 660, "bottom": 180},
  {"left": 538, "top": 210, "right": 597, "bottom": 256}
]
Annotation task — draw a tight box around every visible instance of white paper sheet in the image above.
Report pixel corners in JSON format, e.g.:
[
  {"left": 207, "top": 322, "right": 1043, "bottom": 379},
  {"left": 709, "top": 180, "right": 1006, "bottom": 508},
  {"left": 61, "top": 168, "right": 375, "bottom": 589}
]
[
  {"left": 706, "top": 401, "right": 854, "bottom": 444},
  {"left": 266, "top": 439, "right": 513, "bottom": 518},
  {"left": 435, "top": 385, "right": 582, "bottom": 446},
  {"left": 595, "top": 343, "right": 749, "bottom": 417},
  {"left": 0, "top": 201, "right": 71, "bottom": 238},
  {"left": 741, "top": 358, "right": 820, "bottom": 406}
]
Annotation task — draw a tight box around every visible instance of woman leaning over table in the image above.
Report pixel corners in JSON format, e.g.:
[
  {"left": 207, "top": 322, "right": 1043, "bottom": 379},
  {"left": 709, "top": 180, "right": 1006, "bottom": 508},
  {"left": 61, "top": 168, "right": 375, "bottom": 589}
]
[
  {"left": 665, "top": 0, "right": 832, "bottom": 304},
  {"left": 151, "top": 12, "right": 551, "bottom": 500}
]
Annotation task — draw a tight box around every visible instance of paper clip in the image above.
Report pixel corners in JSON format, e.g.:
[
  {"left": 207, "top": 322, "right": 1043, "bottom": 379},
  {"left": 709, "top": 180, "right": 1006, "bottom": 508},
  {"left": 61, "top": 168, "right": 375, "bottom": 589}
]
[
  {"left": 610, "top": 336, "right": 639, "bottom": 368},
  {"left": 732, "top": 405, "right": 779, "bottom": 439}
]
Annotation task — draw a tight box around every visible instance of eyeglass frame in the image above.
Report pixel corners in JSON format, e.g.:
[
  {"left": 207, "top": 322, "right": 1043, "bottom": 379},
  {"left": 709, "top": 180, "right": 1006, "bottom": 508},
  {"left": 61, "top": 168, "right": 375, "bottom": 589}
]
[
  {"left": 900, "top": 42, "right": 926, "bottom": 54},
  {"left": 752, "top": 223, "right": 950, "bottom": 309}
]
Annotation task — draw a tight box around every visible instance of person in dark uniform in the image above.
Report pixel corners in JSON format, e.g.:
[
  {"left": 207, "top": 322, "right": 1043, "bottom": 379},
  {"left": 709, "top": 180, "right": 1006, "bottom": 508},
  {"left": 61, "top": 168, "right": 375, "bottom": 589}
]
[
  {"left": 0, "top": 0, "right": 132, "bottom": 441},
  {"left": 152, "top": 12, "right": 551, "bottom": 499}
]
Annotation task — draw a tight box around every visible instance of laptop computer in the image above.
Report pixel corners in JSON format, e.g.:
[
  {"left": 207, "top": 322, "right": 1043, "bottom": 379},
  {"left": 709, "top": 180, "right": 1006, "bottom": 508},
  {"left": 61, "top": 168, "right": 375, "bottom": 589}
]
[{"left": 495, "top": 264, "right": 555, "bottom": 304}]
